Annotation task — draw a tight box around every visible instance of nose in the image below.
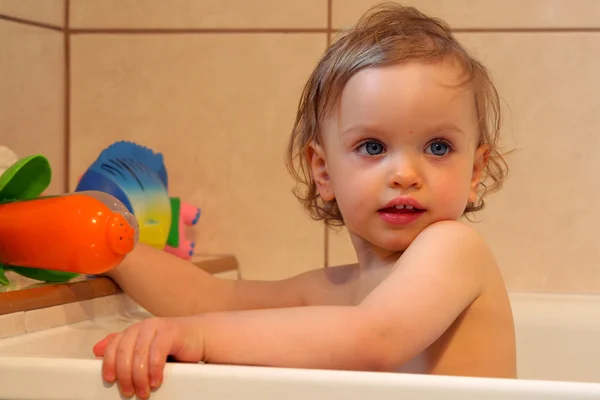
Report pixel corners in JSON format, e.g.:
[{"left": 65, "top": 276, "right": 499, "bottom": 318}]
[{"left": 387, "top": 155, "right": 422, "bottom": 190}]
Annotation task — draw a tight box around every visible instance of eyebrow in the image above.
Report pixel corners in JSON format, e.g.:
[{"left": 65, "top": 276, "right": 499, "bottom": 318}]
[
  {"left": 423, "top": 122, "right": 466, "bottom": 136},
  {"left": 340, "top": 122, "right": 466, "bottom": 138},
  {"left": 340, "top": 124, "right": 375, "bottom": 137}
]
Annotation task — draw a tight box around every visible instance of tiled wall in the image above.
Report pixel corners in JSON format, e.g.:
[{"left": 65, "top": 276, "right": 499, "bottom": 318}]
[
  {"left": 0, "top": 2, "right": 65, "bottom": 194},
  {"left": 2, "top": 1, "right": 600, "bottom": 292}
]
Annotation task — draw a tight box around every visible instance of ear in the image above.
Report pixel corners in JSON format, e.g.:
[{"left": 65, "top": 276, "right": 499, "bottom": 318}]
[
  {"left": 306, "top": 141, "right": 334, "bottom": 202},
  {"left": 469, "top": 144, "right": 490, "bottom": 204}
]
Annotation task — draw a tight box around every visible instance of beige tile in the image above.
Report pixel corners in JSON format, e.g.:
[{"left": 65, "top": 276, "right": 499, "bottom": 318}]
[
  {"left": 454, "top": 32, "right": 600, "bottom": 293},
  {"left": 0, "top": 0, "right": 64, "bottom": 28},
  {"left": 70, "top": 0, "right": 327, "bottom": 29},
  {"left": 330, "top": 32, "right": 600, "bottom": 293},
  {"left": 0, "top": 21, "right": 65, "bottom": 194},
  {"left": 332, "top": 0, "right": 600, "bottom": 30},
  {"left": 70, "top": 33, "right": 327, "bottom": 280},
  {"left": 0, "top": 312, "right": 26, "bottom": 339}
]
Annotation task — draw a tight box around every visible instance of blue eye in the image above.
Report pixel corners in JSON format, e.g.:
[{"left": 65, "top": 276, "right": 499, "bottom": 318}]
[
  {"left": 358, "top": 141, "right": 384, "bottom": 156},
  {"left": 427, "top": 141, "right": 450, "bottom": 156}
]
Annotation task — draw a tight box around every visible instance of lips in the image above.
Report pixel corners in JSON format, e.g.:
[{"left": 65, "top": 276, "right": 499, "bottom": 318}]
[
  {"left": 379, "top": 197, "right": 425, "bottom": 212},
  {"left": 378, "top": 197, "right": 425, "bottom": 225},
  {"left": 378, "top": 204, "right": 425, "bottom": 213}
]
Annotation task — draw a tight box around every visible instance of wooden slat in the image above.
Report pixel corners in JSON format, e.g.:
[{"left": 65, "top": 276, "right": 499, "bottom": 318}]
[{"left": 0, "top": 254, "right": 238, "bottom": 315}]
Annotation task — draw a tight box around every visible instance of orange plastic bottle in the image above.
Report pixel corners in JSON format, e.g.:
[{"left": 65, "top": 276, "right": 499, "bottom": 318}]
[{"left": 0, "top": 191, "right": 139, "bottom": 275}]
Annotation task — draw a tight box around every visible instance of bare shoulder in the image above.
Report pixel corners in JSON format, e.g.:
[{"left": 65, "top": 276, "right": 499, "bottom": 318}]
[
  {"left": 402, "top": 220, "right": 498, "bottom": 279},
  {"left": 412, "top": 220, "right": 492, "bottom": 253}
]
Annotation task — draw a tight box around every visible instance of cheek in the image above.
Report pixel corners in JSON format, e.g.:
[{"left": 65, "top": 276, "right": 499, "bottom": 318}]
[
  {"left": 433, "top": 166, "right": 473, "bottom": 209},
  {"left": 333, "top": 180, "right": 365, "bottom": 212},
  {"left": 330, "top": 166, "right": 375, "bottom": 213}
]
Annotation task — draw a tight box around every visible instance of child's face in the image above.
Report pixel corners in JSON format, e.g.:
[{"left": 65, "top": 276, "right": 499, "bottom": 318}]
[{"left": 309, "top": 60, "right": 488, "bottom": 253}]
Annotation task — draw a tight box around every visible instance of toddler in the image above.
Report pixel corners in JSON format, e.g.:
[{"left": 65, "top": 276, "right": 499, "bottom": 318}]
[{"left": 93, "top": 3, "right": 516, "bottom": 399}]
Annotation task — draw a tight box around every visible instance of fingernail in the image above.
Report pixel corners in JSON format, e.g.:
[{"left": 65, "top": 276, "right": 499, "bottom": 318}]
[
  {"left": 150, "top": 378, "right": 159, "bottom": 388},
  {"left": 137, "top": 388, "right": 149, "bottom": 399},
  {"left": 119, "top": 385, "right": 134, "bottom": 398},
  {"left": 104, "top": 372, "right": 115, "bottom": 382}
]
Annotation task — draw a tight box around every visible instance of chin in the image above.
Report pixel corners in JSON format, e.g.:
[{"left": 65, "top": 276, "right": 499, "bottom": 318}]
[
  {"left": 374, "top": 236, "right": 414, "bottom": 253},
  {"left": 376, "top": 224, "right": 424, "bottom": 246}
]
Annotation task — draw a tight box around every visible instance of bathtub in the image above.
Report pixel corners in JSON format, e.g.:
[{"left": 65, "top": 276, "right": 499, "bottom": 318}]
[
  {"left": 0, "top": 292, "right": 599, "bottom": 399},
  {"left": 509, "top": 292, "right": 600, "bottom": 383}
]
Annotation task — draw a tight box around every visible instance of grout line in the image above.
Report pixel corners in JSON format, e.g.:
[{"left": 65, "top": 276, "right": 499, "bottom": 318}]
[
  {"left": 63, "top": 27, "right": 600, "bottom": 35},
  {"left": 63, "top": 0, "right": 71, "bottom": 193},
  {"left": 2, "top": 13, "right": 596, "bottom": 34},
  {"left": 326, "top": 0, "right": 332, "bottom": 44},
  {"left": 0, "top": 14, "right": 63, "bottom": 31},
  {"left": 69, "top": 27, "right": 330, "bottom": 35}
]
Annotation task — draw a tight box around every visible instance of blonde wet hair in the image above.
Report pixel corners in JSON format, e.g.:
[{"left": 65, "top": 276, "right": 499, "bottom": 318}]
[{"left": 286, "top": 2, "right": 508, "bottom": 227}]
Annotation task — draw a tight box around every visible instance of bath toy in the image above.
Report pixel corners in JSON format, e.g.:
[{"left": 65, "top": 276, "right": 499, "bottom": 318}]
[
  {"left": 75, "top": 141, "right": 200, "bottom": 260},
  {"left": 0, "top": 152, "right": 139, "bottom": 285}
]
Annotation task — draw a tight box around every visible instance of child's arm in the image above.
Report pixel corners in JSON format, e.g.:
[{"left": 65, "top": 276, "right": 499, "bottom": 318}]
[
  {"left": 95, "top": 221, "right": 492, "bottom": 397},
  {"left": 104, "top": 243, "right": 309, "bottom": 317},
  {"left": 195, "top": 221, "right": 489, "bottom": 370}
]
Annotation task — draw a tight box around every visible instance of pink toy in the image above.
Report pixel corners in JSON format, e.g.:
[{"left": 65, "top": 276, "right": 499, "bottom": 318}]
[{"left": 164, "top": 200, "right": 201, "bottom": 259}]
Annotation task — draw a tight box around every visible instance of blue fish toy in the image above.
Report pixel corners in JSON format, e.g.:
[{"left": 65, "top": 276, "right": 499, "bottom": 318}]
[{"left": 76, "top": 141, "right": 200, "bottom": 259}]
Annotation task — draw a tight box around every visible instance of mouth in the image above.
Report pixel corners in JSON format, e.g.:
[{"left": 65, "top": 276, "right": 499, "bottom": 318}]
[{"left": 378, "top": 204, "right": 426, "bottom": 214}]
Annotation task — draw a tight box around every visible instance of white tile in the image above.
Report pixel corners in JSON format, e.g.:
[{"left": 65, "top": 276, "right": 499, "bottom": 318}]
[
  {"left": 25, "top": 303, "right": 85, "bottom": 333},
  {"left": 0, "top": 312, "right": 26, "bottom": 339}
]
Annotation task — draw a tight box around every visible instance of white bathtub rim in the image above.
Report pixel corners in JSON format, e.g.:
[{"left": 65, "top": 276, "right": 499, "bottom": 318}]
[{"left": 2, "top": 356, "right": 600, "bottom": 398}]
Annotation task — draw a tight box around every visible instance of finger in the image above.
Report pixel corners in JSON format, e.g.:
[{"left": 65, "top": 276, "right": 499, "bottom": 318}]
[
  {"left": 101, "top": 332, "right": 122, "bottom": 383},
  {"left": 131, "top": 326, "right": 158, "bottom": 400},
  {"left": 93, "top": 333, "right": 119, "bottom": 357},
  {"left": 148, "top": 327, "right": 174, "bottom": 390},
  {"left": 114, "top": 326, "right": 141, "bottom": 398}
]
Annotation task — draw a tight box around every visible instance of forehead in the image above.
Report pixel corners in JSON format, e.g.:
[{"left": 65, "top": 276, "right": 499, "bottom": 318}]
[{"left": 330, "top": 61, "right": 478, "bottom": 136}]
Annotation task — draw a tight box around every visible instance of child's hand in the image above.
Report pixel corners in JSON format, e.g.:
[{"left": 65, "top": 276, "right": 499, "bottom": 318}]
[{"left": 93, "top": 317, "right": 204, "bottom": 399}]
